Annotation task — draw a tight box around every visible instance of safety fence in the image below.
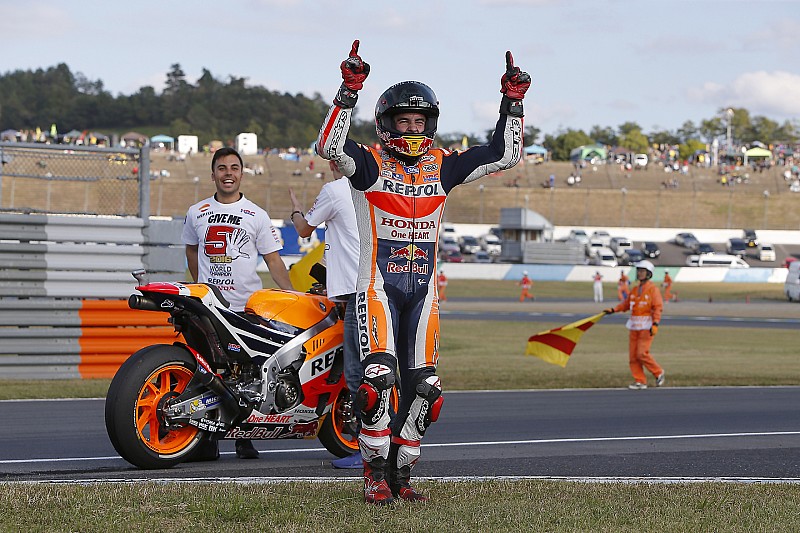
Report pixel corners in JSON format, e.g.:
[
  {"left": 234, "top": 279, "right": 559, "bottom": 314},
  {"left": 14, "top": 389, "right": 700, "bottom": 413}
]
[{"left": 0, "top": 213, "right": 185, "bottom": 379}]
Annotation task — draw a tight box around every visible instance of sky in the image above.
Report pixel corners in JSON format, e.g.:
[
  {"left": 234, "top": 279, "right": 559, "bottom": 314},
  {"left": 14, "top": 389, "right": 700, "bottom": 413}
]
[{"left": 2, "top": 0, "right": 800, "bottom": 142}]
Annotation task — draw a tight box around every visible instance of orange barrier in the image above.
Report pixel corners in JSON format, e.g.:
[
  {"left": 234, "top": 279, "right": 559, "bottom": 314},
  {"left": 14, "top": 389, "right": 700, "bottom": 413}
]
[{"left": 78, "top": 299, "right": 183, "bottom": 378}]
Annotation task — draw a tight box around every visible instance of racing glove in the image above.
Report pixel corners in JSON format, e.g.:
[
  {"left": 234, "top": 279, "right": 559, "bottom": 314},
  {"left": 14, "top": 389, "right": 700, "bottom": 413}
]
[
  {"left": 500, "top": 51, "right": 531, "bottom": 117},
  {"left": 650, "top": 323, "right": 659, "bottom": 336},
  {"left": 334, "top": 39, "right": 370, "bottom": 109},
  {"left": 603, "top": 308, "right": 615, "bottom": 315}
]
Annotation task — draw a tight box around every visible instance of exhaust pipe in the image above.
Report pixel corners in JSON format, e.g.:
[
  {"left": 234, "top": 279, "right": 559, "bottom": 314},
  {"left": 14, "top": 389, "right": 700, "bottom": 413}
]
[{"left": 128, "top": 294, "right": 161, "bottom": 312}]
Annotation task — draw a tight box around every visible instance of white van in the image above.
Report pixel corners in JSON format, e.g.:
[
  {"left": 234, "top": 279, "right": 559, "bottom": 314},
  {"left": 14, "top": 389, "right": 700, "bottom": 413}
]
[
  {"left": 685, "top": 254, "right": 749, "bottom": 268},
  {"left": 785, "top": 262, "right": 800, "bottom": 302}
]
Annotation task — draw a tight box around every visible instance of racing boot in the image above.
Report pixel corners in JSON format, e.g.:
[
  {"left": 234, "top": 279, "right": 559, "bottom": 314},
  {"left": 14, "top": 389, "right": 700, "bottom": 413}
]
[
  {"left": 363, "top": 457, "right": 394, "bottom": 505},
  {"left": 388, "top": 442, "right": 428, "bottom": 502}
]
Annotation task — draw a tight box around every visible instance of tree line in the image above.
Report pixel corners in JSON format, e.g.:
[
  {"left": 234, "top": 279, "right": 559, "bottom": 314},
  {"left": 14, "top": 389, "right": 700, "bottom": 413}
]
[{"left": 1, "top": 63, "right": 797, "bottom": 160}]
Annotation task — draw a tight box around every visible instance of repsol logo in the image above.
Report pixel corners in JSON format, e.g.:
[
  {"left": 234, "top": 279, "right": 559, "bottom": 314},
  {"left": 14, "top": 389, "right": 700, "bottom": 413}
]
[
  {"left": 380, "top": 217, "right": 436, "bottom": 230},
  {"left": 381, "top": 180, "right": 440, "bottom": 197},
  {"left": 356, "top": 292, "right": 370, "bottom": 357}
]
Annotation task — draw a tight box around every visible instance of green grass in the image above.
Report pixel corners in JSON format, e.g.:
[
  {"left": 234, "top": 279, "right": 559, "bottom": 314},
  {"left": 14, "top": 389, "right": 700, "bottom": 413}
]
[{"left": 2, "top": 481, "right": 799, "bottom": 532}]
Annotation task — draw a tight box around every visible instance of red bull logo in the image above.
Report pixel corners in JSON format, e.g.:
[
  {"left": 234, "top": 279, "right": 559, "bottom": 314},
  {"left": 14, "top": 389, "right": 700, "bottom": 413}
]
[{"left": 389, "top": 244, "right": 428, "bottom": 262}]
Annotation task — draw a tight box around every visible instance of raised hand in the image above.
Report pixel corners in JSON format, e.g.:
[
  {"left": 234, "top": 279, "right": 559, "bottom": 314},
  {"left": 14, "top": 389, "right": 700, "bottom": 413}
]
[
  {"left": 500, "top": 51, "right": 531, "bottom": 100},
  {"left": 340, "top": 39, "right": 370, "bottom": 90}
]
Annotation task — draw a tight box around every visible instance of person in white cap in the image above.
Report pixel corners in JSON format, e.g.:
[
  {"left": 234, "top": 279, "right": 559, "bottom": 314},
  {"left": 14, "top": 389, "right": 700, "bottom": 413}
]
[{"left": 604, "top": 260, "right": 665, "bottom": 390}]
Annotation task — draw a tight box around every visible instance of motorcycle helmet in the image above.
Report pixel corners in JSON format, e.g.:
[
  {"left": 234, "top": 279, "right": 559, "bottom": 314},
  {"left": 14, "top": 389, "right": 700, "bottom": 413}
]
[
  {"left": 634, "top": 260, "right": 655, "bottom": 279},
  {"left": 375, "top": 81, "right": 439, "bottom": 163}
]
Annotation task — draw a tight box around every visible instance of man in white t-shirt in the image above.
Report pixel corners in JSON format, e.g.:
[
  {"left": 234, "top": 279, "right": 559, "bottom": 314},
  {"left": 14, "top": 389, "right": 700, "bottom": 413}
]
[
  {"left": 182, "top": 146, "right": 294, "bottom": 460},
  {"left": 290, "top": 160, "right": 362, "bottom": 469}
]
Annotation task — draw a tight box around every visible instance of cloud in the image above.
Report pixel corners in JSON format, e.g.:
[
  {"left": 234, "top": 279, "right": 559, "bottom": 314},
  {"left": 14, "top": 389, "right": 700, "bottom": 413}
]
[{"left": 688, "top": 71, "right": 800, "bottom": 117}]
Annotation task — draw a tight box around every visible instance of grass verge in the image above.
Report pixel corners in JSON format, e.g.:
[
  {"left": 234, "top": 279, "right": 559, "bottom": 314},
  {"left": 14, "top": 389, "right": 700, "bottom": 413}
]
[{"left": 2, "top": 481, "right": 799, "bottom": 532}]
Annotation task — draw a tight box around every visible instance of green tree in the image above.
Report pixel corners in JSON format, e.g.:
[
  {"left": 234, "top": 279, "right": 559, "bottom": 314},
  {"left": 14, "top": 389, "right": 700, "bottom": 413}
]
[
  {"left": 679, "top": 139, "right": 706, "bottom": 160},
  {"left": 589, "top": 125, "right": 616, "bottom": 146},
  {"left": 543, "top": 129, "right": 593, "bottom": 161}
]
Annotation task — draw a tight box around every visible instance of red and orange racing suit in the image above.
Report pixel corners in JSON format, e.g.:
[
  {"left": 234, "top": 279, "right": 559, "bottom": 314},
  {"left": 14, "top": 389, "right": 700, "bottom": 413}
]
[{"left": 317, "top": 100, "right": 523, "bottom": 471}]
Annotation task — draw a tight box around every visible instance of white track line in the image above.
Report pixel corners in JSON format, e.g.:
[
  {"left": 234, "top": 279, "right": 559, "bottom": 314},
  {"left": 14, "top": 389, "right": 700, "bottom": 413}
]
[{"left": 3, "top": 430, "right": 799, "bottom": 465}]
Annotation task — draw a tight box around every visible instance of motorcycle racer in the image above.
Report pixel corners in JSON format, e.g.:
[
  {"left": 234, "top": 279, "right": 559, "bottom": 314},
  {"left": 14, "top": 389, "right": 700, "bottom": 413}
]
[{"left": 316, "top": 39, "right": 530, "bottom": 504}]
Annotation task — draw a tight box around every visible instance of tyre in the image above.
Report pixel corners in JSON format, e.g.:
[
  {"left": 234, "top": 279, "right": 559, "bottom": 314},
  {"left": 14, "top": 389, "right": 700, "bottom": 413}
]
[
  {"left": 318, "top": 384, "right": 399, "bottom": 458},
  {"left": 105, "top": 344, "right": 203, "bottom": 469}
]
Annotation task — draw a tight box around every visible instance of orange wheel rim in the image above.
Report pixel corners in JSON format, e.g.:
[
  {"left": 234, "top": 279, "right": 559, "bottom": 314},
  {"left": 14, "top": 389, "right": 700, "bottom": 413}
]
[{"left": 135, "top": 364, "right": 199, "bottom": 454}]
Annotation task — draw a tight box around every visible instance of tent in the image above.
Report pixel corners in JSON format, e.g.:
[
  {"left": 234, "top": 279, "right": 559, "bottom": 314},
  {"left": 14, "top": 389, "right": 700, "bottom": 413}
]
[
  {"left": 0, "top": 129, "right": 19, "bottom": 141},
  {"left": 524, "top": 144, "right": 548, "bottom": 155},
  {"left": 570, "top": 144, "right": 607, "bottom": 163},
  {"left": 150, "top": 134, "right": 175, "bottom": 151},
  {"left": 122, "top": 131, "right": 148, "bottom": 146},
  {"left": 744, "top": 147, "right": 772, "bottom": 158}
]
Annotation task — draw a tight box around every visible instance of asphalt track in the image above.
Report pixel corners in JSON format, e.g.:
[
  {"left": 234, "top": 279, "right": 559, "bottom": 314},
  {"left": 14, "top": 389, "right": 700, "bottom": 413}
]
[{"left": 2, "top": 386, "right": 799, "bottom": 483}]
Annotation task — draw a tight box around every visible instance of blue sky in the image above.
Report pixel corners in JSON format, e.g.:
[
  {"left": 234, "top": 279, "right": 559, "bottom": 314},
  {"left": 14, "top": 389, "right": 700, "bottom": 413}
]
[{"left": 2, "top": 0, "right": 799, "bottom": 141}]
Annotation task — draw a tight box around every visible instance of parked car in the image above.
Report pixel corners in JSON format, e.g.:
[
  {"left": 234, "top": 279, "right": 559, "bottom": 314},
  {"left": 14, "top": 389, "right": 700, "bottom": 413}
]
[
  {"left": 696, "top": 243, "right": 715, "bottom": 255},
  {"left": 591, "top": 247, "right": 618, "bottom": 267},
  {"left": 742, "top": 229, "right": 759, "bottom": 248},
  {"left": 441, "top": 249, "right": 463, "bottom": 263},
  {"left": 726, "top": 238, "right": 747, "bottom": 257},
  {"left": 590, "top": 230, "right": 611, "bottom": 246},
  {"left": 634, "top": 153, "right": 648, "bottom": 168},
  {"left": 439, "top": 234, "right": 460, "bottom": 255},
  {"left": 785, "top": 261, "right": 800, "bottom": 301},
  {"left": 620, "top": 249, "right": 645, "bottom": 266},
  {"left": 585, "top": 239, "right": 604, "bottom": 257},
  {"left": 675, "top": 232, "right": 699, "bottom": 249},
  {"left": 641, "top": 241, "right": 661, "bottom": 259},
  {"left": 758, "top": 243, "right": 776, "bottom": 262},
  {"left": 478, "top": 233, "right": 502, "bottom": 256},
  {"left": 458, "top": 235, "right": 480, "bottom": 255},
  {"left": 609, "top": 236, "right": 633, "bottom": 258},
  {"left": 567, "top": 229, "right": 589, "bottom": 246},
  {"left": 685, "top": 254, "right": 749, "bottom": 268},
  {"left": 472, "top": 250, "right": 492, "bottom": 263}
]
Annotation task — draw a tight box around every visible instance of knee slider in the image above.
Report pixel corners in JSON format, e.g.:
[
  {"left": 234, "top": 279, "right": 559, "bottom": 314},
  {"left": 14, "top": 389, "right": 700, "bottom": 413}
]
[
  {"left": 356, "top": 362, "right": 395, "bottom": 425},
  {"left": 415, "top": 374, "right": 443, "bottom": 425}
]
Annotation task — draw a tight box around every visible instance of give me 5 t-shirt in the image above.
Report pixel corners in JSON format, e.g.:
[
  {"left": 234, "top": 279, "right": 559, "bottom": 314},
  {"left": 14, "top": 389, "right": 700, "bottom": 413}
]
[{"left": 182, "top": 194, "right": 282, "bottom": 311}]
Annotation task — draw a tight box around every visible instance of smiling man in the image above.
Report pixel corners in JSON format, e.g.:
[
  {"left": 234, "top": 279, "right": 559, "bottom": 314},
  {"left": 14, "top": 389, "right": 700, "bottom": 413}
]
[{"left": 181, "top": 146, "right": 293, "bottom": 461}]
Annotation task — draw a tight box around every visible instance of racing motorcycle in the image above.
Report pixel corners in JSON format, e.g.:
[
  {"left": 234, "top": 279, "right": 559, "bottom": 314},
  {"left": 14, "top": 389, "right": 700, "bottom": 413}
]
[{"left": 105, "top": 269, "right": 373, "bottom": 469}]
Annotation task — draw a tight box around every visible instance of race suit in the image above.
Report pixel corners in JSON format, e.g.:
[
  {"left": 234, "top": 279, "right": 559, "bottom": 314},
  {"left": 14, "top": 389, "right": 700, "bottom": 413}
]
[{"left": 317, "top": 100, "right": 523, "bottom": 469}]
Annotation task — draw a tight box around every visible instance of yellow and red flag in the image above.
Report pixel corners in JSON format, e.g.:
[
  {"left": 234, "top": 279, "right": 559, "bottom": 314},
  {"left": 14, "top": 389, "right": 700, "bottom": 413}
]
[{"left": 525, "top": 312, "right": 606, "bottom": 367}]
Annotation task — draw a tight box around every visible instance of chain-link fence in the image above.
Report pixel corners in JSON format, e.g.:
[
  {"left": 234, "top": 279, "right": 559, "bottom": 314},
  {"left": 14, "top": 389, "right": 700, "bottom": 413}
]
[{"left": 0, "top": 142, "right": 150, "bottom": 217}]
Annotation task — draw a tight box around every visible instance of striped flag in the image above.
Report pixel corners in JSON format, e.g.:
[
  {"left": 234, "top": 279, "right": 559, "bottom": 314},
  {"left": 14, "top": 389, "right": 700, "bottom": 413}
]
[{"left": 525, "top": 312, "right": 606, "bottom": 367}]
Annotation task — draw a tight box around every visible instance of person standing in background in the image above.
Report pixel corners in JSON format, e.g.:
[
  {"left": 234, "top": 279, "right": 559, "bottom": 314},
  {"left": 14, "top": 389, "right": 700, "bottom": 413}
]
[
  {"left": 519, "top": 271, "right": 534, "bottom": 302},
  {"left": 593, "top": 271, "right": 604, "bottom": 302},
  {"left": 617, "top": 269, "right": 630, "bottom": 301},
  {"left": 183, "top": 146, "right": 294, "bottom": 461},
  {"left": 437, "top": 269, "right": 448, "bottom": 302},
  {"left": 662, "top": 269, "right": 674, "bottom": 302},
  {"left": 288, "top": 160, "right": 363, "bottom": 470},
  {"left": 604, "top": 260, "right": 665, "bottom": 390}
]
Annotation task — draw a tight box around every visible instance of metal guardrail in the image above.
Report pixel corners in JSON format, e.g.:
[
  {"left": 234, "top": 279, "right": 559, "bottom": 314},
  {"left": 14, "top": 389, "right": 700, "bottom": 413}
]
[{"left": 0, "top": 213, "right": 185, "bottom": 378}]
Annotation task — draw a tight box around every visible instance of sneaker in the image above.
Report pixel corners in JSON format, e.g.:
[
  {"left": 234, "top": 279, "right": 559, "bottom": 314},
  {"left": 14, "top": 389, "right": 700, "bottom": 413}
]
[
  {"left": 628, "top": 382, "right": 648, "bottom": 390},
  {"left": 656, "top": 372, "right": 666, "bottom": 387},
  {"left": 235, "top": 439, "right": 260, "bottom": 459},
  {"left": 331, "top": 452, "right": 362, "bottom": 469}
]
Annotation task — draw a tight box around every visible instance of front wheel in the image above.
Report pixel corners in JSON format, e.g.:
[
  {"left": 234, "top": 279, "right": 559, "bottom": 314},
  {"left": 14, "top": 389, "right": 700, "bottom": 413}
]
[
  {"left": 105, "top": 344, "right": 203, "bottom": 469},
  {"left": 318, "top": 385, "right": 399, "bottom": 458}
]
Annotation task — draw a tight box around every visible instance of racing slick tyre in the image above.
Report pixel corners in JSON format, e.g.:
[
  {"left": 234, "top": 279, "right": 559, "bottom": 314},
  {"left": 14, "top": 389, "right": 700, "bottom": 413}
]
[
  {"left": 318, "top": 384, "right": 399, "bottom": 458},
  {"left": 105, "top": 344, "right": 204, "bottom": 469}
]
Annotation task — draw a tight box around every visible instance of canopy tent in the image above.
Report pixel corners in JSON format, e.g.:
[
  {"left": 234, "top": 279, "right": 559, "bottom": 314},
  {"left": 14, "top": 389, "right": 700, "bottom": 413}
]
[
  {"left": 150, "top": 134, "right": 175, "bottom": 151},
  {"left": 86, "top": 132, "right": 109, "bottom": 145},
  {"left": 744, "top": 146, "right": 772, "bottom": 166},
  {"left": 122, "top": 131, "right": 148, "bottom": 146},
  {"left": 744, "top": 147, "right": 772, "bottom": 158},
  {"left": 569, "top": 144, "right": 607, "bottom": 163},
  {"left": 0, "top": 129, "right": 19, "bottom": 141},
  {"left": 524, "top": 144, "right": 548, "bottom": 155}
]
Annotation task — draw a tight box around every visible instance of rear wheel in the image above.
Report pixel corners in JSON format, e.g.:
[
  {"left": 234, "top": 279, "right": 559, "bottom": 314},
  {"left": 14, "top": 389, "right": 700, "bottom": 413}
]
[
  {"left": 318, "top": 385, "right": 399, "bottom": 458},
  {"left": 105, "top": 345, "right": 203, "bottom": 469}
]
